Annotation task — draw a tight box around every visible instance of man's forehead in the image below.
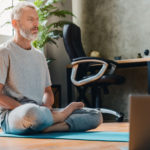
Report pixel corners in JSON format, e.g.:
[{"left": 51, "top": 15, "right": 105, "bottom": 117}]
[{"left": 21, "top": 6, "right": 38, "bottom": 16}]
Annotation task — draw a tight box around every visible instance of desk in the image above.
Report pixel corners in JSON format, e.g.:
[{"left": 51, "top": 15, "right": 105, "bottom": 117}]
[
  {"left": 66, "top": 58, "right": 150, "bottom": 103},
  {"left": 0, "top": 123, "right": 129, "bottom": 150},
  {"left": 116, "top": 57, "right": 150, "bottom": 93}
]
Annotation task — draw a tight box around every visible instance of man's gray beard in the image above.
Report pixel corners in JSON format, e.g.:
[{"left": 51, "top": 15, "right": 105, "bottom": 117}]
[{"left": 20, "top": 28, "right": 37, "bottom": 41}]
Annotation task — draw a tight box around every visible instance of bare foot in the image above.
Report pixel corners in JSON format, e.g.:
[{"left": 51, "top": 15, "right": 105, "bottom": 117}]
[
  {"left": 61, "top": 102, "right": 84, "bottom": 119},
  {"left": 52, "top": 102, "right": 84, "bottom": 123},
  {"left": 66, "top": 102, "right": 84, "bottom": 111},
  {"left": 43, "top": 122, "right": 69, "bottom": 133}
]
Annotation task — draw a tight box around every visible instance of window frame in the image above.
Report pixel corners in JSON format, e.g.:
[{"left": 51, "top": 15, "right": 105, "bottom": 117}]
[{"left": 0, "top": 0, "right": 19, "bottom": 36}]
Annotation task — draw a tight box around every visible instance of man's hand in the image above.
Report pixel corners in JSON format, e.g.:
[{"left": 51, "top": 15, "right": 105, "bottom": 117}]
[
  {"left": 42, "top": 103, "right": 53, "bottom": 111},
  {"left": 42, "top": 86, "right": 54, "bottom": 109},
  {"left": 0, "top": 83, "right": 21, "bottom": 110}
]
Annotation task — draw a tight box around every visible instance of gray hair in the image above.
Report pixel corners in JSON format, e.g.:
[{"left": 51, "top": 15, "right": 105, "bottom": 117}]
[{"left": 11, "top": 1, "right": 37, "bottom": 20}]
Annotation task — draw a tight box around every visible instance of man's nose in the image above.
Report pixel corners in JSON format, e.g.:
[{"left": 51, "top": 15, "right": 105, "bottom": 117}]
[{"left": 33, "top": 20, "right": 39, "bottom": 27}]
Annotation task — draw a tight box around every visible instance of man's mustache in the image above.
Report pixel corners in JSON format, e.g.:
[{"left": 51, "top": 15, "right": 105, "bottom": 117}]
[{"left": 32, "top": 27, "right": 38, "bottom": 30}]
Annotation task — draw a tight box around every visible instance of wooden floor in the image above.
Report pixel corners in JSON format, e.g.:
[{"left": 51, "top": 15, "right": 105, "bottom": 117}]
[{"left": 0, "top": 123, "right": 129, "bottom": 150}]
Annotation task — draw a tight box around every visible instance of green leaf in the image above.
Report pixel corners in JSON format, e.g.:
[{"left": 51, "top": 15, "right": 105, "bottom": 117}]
[
  {"left": 45, "top": 0, "right": 63, "bottom": 5},
  {"left": 0, "top": 21, "right": 11, "bottom": 28},
  {"left": 47, "top": 21, "right": 72, "bottom": 29},
  {"left": 47, "top": 58, "right": 56, "bottom": 65},
  {"left": 46, "top": 36, "right": 57, "bottom": 46},
  {"left": 40, "top": 20, "right": 48, "bottom": 26},
  {"left": 4, "top": 6, "right": 14, "bottom": 11},
  {"left": 48, "top": 30, "right": 62, "bottom": 39},
  {"left": 39, "top": 3, "right": 57, "bottom": 11},
  {"left": 0, "top": 6, "right": 14, "bottom": 17},
  {"left": 34, "top": 0, "right": 44, "bottom": 8},
  {"left": 48, "top": 9, "right": 74, "bottom": 18}
]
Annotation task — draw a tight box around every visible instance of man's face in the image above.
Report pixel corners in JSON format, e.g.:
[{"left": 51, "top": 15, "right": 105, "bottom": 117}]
[{"left": 17, "top": 7, "right": 39, "bottom": 41}]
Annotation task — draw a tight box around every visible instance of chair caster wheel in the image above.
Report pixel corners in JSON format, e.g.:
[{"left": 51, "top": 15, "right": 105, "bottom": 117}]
[{"left": 116, "top": 113, "right": 124, "bottom": 122}]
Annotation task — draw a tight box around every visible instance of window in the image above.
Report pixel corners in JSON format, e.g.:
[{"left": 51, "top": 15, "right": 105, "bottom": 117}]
[
  {"left": 0, "top": 0, "right": 35, "bottom": 36},
  {"left": 0, "top": 0, "right": 19, "bottom": 36}
]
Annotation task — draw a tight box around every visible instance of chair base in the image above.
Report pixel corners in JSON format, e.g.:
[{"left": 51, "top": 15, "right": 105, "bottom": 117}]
[
  {"left": 76, "top": 86, "right": 124, "bottom": 122},
  {"left": 100, "top": 108, "right": 124, "bottom": 122}
]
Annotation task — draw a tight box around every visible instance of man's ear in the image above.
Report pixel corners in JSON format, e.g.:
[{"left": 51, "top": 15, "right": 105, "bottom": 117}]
[{"left": 12, "top": 19, "right": 18, "bottom": 28}]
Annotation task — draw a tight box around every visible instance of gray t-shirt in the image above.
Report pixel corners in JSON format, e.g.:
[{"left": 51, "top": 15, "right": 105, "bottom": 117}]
[{"left": 0, "top": 40, "right": 52, "bottom": 124}]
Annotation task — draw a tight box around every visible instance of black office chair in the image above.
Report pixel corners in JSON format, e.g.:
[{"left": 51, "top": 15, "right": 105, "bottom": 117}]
[{"left": 63, "top": 23, "right": 125, "bottom": 121}]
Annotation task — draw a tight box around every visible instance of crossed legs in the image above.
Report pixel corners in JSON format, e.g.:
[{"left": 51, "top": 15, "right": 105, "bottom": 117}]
[
  {"left": 43, "top": 102, "right": 84, "bottom": 132},
  {"left": 43, "top": 104, "right": 103, "bottom": 133},
  {"left": 1, "top": 102, "right": 102, "bottom": 134}
]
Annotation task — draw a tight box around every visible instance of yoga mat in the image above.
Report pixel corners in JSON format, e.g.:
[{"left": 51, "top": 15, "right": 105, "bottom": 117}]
[{"left": 0, "top": 131, "right": 129, "bottom": 142}]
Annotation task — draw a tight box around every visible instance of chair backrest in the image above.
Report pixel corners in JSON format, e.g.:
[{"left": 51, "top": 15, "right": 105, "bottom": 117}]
[{"left": 63, "top": 23, "right": 86, "bottom": 61}]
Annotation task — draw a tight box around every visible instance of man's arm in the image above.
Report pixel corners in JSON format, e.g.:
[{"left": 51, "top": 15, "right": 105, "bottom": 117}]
[
  {"left": 42, "top": 86, "right": 54, "bottom": 110},
  {"left": 0, "top": 83, "right": 21, "bottom": 110}
]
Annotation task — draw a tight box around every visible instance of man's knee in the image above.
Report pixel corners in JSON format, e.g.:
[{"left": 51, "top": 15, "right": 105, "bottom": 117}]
[
  {"left": 5, "top": 104, "right": 40, "bottom": 133},
  {"left": 7, "top": 104, "right": 53, "bottom": 134},
  {"left": 22, "top": 104, "right": 52, "bottom": 124},
  {"left": 92, "top": 110, "right": 103, "bottom": 128},
  {"left": 10, "top": 103, "right": 47, "bottom": 128},
  {"left": 23, "top": 104, "right": 54, "bottom": 131},
  {"left": 86, "top": 110, "right": 103, "bottom": 129},
  {"left": 78, "top": 108, "right": 103, "bottom": 127},
  {"left": 16, "top": 104, "right": 41, "bottom": 128},
  {"left": 65, "top": 108, "right": 103, "bottom": 131}
]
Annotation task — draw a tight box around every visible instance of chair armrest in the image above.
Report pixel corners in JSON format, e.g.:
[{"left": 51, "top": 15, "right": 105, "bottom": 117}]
[
  {"left": 72, "top": 57, "right": 108, "bottom": 65},
  {"left": 71, "top": 57, "right": 108, "bottom": 86},
  {"left": 72, "top": 57, "right": 118, "bottom": 66},
  {"left": 72, "top": 57, "right": 117, "bottom": 75}
]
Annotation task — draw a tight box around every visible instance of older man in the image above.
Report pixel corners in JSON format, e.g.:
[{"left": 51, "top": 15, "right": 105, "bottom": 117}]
[{"left": 0, "top": 2, "right": 102, "bottom": 135}]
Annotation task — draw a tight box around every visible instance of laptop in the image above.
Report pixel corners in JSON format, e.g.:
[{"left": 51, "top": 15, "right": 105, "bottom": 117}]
[{"left": 129, "top": 95, "right": 150, "bottom": 150}]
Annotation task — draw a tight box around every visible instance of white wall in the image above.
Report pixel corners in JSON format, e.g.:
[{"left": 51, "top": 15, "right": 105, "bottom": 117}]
[
  {"left": 72, "top": 0, "right": 150, "bottom": 59},
  {"left": 72, "top": 0, "right": 150, "bottom": 119}
]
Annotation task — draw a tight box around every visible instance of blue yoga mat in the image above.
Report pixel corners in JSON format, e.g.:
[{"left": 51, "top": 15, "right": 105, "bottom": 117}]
[{"left": 0, "top": 131, "right": 129, "bottom": 142}]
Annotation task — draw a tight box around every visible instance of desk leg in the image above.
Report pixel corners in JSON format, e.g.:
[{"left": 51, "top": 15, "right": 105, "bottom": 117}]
[{"left": 147, "top": 62, "right": 150, "bottom": 94}]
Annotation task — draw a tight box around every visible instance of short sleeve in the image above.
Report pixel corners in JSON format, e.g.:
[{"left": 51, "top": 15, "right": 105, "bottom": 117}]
[
  {"left": 45, "top": 61, "right": 52, "bottom": 87},
  {"left": 42, "top": 55, "right": 52, "bottom": 87},
  {"left": 0, "top": 50, "right": 9, "bottom": 85}
]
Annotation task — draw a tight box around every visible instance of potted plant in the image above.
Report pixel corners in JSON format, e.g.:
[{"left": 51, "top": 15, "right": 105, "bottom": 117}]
[
  {"left": 33, "top": 0, "right": 73, "bottom": 49},
  {"left": 33, "top": 0, "right": 74, "bottom": 63}
]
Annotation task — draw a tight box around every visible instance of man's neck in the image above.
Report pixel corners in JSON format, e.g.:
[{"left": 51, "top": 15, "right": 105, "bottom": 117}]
[{"left": 13, "top": 36, "right": 32, "bottom": 50}]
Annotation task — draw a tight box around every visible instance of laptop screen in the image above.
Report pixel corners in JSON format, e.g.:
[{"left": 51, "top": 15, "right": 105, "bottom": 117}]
[{"left": 129, "top": 95, "right": 150, "bottom": 150}]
